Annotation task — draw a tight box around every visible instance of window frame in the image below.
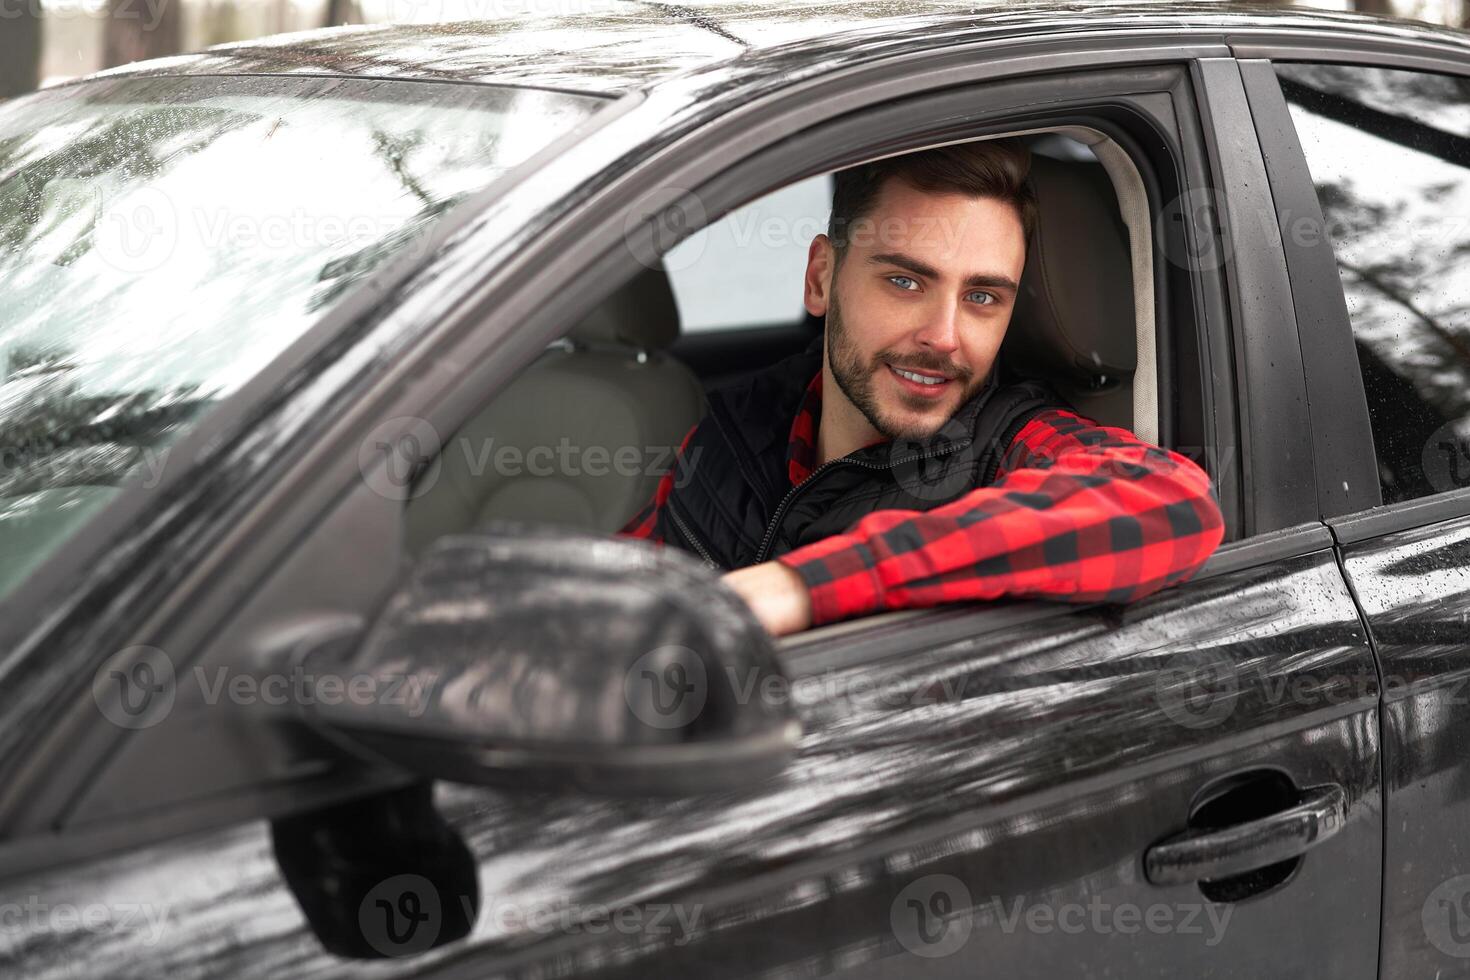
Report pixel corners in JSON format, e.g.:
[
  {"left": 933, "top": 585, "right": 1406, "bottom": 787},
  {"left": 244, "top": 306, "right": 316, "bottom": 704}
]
[
  {"left": 1240, "top": 44, "right": 1470, "bottom": 545},
  {"left": 1237, "top": 58, "right": 1381, "bottom": 520},
  {"left": 1190, "top": 56, "right": 1318, "bottom": 538}
]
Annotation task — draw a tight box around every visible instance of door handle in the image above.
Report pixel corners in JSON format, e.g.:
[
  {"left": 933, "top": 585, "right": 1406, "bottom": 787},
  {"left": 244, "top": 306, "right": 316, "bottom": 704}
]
[{"left": 1143, "top": 784, "right": 1347, "bottom": 887}]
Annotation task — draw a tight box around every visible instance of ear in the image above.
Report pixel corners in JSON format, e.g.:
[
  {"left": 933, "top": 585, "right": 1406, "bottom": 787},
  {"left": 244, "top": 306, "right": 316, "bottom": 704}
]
[{"left": 803, "top": 234, "right": 836, "bottom": 317}]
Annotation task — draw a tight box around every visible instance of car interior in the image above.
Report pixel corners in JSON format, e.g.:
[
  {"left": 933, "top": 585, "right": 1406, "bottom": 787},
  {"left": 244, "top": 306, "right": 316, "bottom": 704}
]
[{"left": 404, "top": 129, "right": 1162, "bottom": 555}]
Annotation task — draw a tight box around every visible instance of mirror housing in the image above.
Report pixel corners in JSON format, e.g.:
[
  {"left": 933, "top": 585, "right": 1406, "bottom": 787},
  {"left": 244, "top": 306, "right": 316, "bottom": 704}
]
[{"left": 297, "top": 524, "right": 801, "bottom": 795}]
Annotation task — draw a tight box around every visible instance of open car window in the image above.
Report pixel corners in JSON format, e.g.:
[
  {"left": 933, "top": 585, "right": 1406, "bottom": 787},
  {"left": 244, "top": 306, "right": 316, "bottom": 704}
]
[
  {"left": 663, "top": 173, "right": 832, "bottom": 333},
  {"left": 406, "top": 129, "right": 1167, "bottom": 568}
]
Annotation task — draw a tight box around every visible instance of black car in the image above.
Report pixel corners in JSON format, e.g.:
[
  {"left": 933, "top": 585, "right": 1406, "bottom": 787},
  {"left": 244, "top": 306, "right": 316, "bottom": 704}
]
[{"left": 2, "top": 2, "right": 1469, "bottom": 976}]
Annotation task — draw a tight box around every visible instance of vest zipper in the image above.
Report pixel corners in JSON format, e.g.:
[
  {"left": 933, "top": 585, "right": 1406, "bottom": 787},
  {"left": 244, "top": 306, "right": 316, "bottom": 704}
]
[
  {"left": 752, "top": 443, "right": 963, "bottom": 564},
  {"left": 668, "top": 503, "right": 719, "bottom": 569},
  {"left": 979, "top": 407, "right": 1048, "bottom": 488}
]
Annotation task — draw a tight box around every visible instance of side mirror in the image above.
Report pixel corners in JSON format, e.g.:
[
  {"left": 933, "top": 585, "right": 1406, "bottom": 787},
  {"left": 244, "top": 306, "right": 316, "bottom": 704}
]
[{"left": 296, "top": 524, "right": 801, "bottom": 795}]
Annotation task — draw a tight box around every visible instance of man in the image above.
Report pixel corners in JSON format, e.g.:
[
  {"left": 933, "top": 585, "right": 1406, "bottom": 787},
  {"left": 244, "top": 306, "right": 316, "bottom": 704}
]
[{"left": 624, "top": 138, "right": 1223, "bottom": 636}]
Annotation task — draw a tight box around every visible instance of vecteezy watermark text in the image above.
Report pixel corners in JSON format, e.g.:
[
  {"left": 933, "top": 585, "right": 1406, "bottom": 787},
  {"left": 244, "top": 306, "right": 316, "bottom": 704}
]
[
  {"left": 0, "top": 897, "right": 171, "bottom": 951},
  {"left": 890, "top": 875, "right": 1232, "bottom": 959},
  {"left": 92, "top": 646, "right": 435, "bottom": 730},
  {"left": 357, "top": 414, "right": 700, "bottom": 501},
  {"left": 357, "top": 873, "right": 703, "bottom": 959}
]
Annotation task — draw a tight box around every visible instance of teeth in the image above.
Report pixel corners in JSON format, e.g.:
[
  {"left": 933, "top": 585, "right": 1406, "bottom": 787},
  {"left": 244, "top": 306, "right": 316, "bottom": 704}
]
[{"left": 895, "top": 367, "right": 946, "bottom": 386}]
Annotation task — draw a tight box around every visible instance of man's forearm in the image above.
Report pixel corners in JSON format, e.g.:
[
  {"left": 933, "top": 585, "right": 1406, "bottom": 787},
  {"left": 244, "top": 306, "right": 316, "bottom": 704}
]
[{"left": 776, "top": 410, "right": 1225, "bottom": 626}]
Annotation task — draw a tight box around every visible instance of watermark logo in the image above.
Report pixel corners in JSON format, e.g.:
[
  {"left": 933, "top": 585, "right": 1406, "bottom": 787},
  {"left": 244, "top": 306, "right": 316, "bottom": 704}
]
[
  {"left": 888, "top": 415, "right": 974, "bottom": 503},
  {"left": 360, "top": 874, "right": 441, "bottom": 957},
  {"left": 0, "top": 897, "right": 172, "bottom": 951},
  {"left": 485, "top": 898, "right": 703, "bottom": 944},
  {"left": 92, "top": 645, "right": 176, "bottom": 731},
  {"left": 2, "top": 0, "right": 173, "bottom": 27},
  {"left": 359, "top": 416, "right": 442, "bottom": 501},
  {"left": 192, "top": 664, "right": 434, "bottom": 717},
  {"left": 92, "top": 650, "right": 435, "bottom": 729},
  {"left": 1424, "top": 875, "right": 1470, "bottom": 958},
  {"left": 891, "top": 874, "right": 974, "bottom": 959},
  {"left": 624, "top": 645, "right": 708, "bottom": 730},
  {"left": 978, "top": 894, "right": 1233, "bottom": 946},
  {"left": 1158, "top": 186, "right": 1234, "bottom": 272},
  {"left": 890, "top": 880, "right": 1235, "bottom": 959},
  {"left": 92, "top": 186, "right": 178, "bottom": 276},
  {"left": 1153, "top": 646, "right": 1241, "bottom": 731},
  {"left": 623, "top": 185, "right": 708, "bottom": 272},
  {"left": 1422, "top": 421, "right": 1470, "bottom": 495},
  {"left": 451, "top": 437, "right": 698, "bottom": 486},
  {"left": 619, "top": 657, "right": 975, "bottom": 732}
]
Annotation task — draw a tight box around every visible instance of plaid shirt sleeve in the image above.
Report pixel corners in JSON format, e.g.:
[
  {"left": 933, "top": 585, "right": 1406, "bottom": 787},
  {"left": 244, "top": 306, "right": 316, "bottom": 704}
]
[
  {"left": 619, "top": 424, "right": 698, "bottom": 541},
  {"left": 776, "top": 409, "right": 1225, "bottom": 627}
]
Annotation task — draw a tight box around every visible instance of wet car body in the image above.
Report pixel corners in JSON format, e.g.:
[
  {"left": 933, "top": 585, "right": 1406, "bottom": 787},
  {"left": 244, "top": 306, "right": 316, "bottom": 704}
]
[{"left": 1, "top": 2, "right": 1469, "bottom": 977}]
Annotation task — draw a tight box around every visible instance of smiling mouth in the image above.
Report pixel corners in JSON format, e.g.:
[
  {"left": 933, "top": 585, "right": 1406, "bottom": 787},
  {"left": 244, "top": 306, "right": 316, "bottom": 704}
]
[
  {"left": 885, "top": 363, "right": 959, "bottom": 399},
  {"left": 891, "top": 366, "right": 950, "bottom": 386}
]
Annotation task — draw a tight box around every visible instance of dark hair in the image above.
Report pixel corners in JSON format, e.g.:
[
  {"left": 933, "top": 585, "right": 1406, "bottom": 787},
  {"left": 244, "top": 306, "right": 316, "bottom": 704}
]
[{"left": 826, "top": 138, "right": 1037, "bottom": 253}]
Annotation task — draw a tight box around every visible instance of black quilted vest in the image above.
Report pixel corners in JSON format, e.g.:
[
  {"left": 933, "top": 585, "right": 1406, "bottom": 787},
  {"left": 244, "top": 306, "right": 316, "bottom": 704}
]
[{"left": 655, "top": 344, "right": 1069, "bottom": 569}]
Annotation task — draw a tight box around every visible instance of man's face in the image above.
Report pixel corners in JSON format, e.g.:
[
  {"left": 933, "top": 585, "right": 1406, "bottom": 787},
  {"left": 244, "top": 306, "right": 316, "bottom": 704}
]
[{"left": 806, "top": 176, "right": 1027, "bottom": 442}]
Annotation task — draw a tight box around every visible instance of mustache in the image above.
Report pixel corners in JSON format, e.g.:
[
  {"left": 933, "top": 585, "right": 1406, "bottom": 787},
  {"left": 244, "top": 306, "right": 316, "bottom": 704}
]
[{"left": 878, "top": 351, "right": 973, "bottom": 381}]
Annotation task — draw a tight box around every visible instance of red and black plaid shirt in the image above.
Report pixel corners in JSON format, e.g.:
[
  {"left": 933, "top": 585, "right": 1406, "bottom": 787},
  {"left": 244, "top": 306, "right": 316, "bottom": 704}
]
[{"left": 623, "top": 372, "right": 1224, "bottom": 627}]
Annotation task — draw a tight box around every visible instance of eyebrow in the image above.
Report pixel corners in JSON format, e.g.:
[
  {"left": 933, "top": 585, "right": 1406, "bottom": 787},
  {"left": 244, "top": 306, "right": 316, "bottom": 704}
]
[{"left": 868, "top": 252, "right": 1019, "bottom": 293}]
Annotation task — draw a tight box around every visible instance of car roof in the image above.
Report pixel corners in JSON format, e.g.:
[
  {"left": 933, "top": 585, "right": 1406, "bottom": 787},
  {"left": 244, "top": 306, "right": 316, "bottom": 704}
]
[{"left": 79, "top": 0, "right": 1470, "bottom": 98}]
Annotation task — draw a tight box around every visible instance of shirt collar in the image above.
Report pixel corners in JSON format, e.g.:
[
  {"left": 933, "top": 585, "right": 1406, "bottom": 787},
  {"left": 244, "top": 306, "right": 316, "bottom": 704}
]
[
  {"left": 786, "top": 367, "right": 1003, "bottom": 486},
  {"left": 786, "top": 371, "right": 823, "bottom": 486}
]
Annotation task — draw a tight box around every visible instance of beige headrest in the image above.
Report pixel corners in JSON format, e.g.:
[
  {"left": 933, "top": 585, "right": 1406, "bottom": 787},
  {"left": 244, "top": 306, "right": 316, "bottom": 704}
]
[
  {"left": 1003, "top": 155, "right": 1136, "bottom": 387},
  {"left": 567, "top": 265, "right": 681, "bottom": 350}
]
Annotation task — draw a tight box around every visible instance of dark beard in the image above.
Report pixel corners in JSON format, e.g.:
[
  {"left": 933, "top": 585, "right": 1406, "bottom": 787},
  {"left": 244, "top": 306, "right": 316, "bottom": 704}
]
[{"left": 825, "top": 289, "right": 978, "bottom": 441}]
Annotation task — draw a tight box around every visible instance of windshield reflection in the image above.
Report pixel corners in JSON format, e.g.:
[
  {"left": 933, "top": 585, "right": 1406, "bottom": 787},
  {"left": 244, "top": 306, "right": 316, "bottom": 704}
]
[{"left": 0, "top": 76, "right": 604, "bottom": 598}]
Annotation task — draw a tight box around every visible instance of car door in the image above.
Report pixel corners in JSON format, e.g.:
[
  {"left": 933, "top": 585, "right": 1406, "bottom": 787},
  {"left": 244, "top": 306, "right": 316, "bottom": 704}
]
[
  {"left": 0, "top": 40, "right": 1382, "bottom": 980},
  {"left": 1246, "top": 45, "right": 1470, "bottom": 977}
]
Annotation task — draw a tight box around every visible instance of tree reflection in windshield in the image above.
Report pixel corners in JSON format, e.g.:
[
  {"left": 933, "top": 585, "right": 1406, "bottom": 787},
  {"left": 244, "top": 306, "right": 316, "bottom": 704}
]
[
  {"left": 0, "top": 106, "right": 246, "bottom": 274},
  {"left": 0, "top": 346, "right": 203, "bottom": 499},
  {"left": 0, "top": 75, "right": 604, "bottom": 600}
]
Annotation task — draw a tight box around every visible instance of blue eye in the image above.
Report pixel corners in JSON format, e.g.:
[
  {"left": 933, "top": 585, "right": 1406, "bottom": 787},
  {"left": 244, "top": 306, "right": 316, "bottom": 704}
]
[
  {"left": 888, "top": 275, "right": 919, "bottom": 291},
  {"left": 967, "top": 290, "right": 996, "bottom": 305}
]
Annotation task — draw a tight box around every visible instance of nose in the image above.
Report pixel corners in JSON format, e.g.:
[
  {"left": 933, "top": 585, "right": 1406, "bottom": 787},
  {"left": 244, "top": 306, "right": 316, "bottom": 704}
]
[{"left": 911, "top": 301, "right": 961, "bottom": 355}]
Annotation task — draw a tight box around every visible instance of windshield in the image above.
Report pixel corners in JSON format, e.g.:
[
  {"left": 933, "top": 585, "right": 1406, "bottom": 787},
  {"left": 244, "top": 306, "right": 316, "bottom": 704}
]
[{"left": 0, "top": 75, "right": 603, "bottom": 600}]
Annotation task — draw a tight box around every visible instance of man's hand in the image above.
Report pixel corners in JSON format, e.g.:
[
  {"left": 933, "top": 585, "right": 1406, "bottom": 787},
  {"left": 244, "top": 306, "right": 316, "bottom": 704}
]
[{"left": 721, "top": 561, "right": 813, "bottom": 637}]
